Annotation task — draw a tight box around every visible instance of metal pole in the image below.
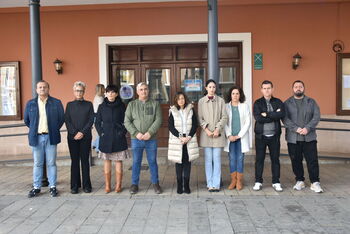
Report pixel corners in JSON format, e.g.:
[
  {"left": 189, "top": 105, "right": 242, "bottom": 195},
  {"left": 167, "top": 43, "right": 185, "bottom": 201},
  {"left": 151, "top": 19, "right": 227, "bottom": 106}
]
[
  {"left": 29, "top": 0, "right": 48, "bottom": 186},
  {"left": 207, "top": 0, "right": 219, "bottom": 86},
  {"left": 29, "top": 0, "right": 42, "bottom": 98}
]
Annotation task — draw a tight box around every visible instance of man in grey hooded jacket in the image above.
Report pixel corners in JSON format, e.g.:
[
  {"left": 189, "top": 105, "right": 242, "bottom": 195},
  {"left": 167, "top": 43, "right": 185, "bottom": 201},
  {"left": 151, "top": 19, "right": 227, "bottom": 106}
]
[{"left": 283, "top": 80, "right": 323, "bottom": 193}]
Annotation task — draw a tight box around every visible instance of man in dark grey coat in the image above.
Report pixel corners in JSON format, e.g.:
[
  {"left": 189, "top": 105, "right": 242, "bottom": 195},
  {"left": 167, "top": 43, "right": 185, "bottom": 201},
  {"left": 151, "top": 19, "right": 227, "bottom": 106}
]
[{"left": 283, "top": 80, "right": 323, "bottom": 193}]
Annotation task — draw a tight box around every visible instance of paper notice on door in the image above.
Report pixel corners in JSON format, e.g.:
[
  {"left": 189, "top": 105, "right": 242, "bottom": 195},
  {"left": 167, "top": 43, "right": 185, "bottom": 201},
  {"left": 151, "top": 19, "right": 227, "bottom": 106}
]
[{"left": 343, "top": 75, "right": 350, "bottom": 88}]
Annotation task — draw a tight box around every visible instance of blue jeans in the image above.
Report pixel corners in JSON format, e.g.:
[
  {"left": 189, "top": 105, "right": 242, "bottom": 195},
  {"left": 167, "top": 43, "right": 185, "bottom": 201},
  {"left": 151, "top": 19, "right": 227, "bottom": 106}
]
[
  {"left": 204, "top": 147, "right": 222, "bottom": 189},
  {"left": 228, "top": 139, "right": 244, "bottom": 173},
  {"left": 32, "top": 134, "right": 57, "bottom": 188},
  {"left": 92, "top": 116, "right": 100, "bottom": 153},
  {"left": 131, "top": 139, "right": 159, "bottom": 185},
  {"left": 92, "top": 136, "right": 100, "bottom": 153}
]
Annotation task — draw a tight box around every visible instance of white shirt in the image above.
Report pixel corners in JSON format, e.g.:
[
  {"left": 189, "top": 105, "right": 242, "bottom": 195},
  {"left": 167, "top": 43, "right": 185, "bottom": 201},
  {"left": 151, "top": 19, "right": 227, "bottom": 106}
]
[
  {"left": 93, "top": 95, "right": 104, "bottom": 113},
  {"left": 38, "top": 97, "right": 48, "bottom": 134},
  {"left": 179, "top": 109, "right": 187, "bottom": 134}
]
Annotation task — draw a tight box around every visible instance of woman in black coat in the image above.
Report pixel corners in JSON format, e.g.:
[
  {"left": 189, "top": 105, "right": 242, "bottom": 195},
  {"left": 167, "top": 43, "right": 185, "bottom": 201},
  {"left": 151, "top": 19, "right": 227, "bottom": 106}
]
[
  {"left": 95, "top": 85, "right": 130, "bottom": 193},
  {"left": 65, "top": 81, "right": 94, "bottom": 194}
]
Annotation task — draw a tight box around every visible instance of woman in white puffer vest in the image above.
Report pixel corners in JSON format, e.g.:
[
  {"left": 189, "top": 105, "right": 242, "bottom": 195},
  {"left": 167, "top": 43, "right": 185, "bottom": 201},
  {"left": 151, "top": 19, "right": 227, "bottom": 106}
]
[{"left": 168, "top": 92, "right": 199, "bottom": 194}]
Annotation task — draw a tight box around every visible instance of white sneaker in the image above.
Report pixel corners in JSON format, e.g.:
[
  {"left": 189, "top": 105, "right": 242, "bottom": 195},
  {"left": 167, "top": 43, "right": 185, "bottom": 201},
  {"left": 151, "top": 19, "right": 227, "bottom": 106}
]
[
  {"left": 253, "top": 182, "right": 262, "bottom": 191},
  {"left": 293, "top": 181, "right": 306, "bottom": 191},
  {"left": 310, "top": 182, "right": 323, "bottom": 193},
  {"left": 272, "top": 183, "right": 283, "bottom": 192}
]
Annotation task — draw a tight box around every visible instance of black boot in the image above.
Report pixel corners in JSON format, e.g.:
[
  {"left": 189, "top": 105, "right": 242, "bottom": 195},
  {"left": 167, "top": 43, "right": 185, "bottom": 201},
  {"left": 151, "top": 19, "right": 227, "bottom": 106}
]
[
  {"left": 183, "top": 161, "right": 191, "bottom": 194},
  {"left": 175, "top": 163, "right": 183, "bottom": 194},
  {"left": 184, "top": 177, "right": 191, "bottom": 194},
  {"left": 177, "top": 178, "right": 183, "bottom": 194}
]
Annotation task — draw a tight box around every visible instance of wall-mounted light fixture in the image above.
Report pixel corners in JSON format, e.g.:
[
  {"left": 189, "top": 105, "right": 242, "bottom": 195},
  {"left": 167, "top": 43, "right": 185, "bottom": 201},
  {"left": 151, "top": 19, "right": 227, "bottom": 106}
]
[
  {"left": 333, "top": 40, "right": 344, "bottom": 53},
  {"left": 53, "top": 59, "right": 63, "bottom": 74},
  {"left": 292, "top": 53, "right": 302, "bottom": 70}
]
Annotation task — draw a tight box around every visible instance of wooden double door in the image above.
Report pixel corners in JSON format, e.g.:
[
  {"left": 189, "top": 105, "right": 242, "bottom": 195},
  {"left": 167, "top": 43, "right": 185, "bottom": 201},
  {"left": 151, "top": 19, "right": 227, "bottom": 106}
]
[{"left": 109, "top": 43, "right": 242, "bottom": 146}]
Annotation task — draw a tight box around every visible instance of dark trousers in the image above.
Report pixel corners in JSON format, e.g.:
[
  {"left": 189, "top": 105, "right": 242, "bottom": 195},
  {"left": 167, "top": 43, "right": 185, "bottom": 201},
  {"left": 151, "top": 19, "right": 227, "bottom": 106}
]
[
  {"left": 287, "top": 141, "right": 320, "bottom": 183},
  {"left": 255, "top": 135, "right": 281, "bottom": 184},
  {"left": 175, "top": 144, "right": 191, "bottom": 189},
  {"left": 68, "top": 137, "right": 92, "bottom": 190}
]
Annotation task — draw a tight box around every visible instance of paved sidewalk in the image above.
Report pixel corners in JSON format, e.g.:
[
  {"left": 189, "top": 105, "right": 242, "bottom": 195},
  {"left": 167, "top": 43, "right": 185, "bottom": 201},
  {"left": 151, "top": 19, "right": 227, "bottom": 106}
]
[{"left": 0, "top": 162, "right": 350, "bottom": 233}]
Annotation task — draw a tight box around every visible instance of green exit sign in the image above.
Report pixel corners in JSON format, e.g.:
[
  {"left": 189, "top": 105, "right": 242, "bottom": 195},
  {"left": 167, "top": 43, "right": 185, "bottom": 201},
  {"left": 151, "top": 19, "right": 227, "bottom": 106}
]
[{"left": 254, "top": 53, "right": 263, "bottom": 70}]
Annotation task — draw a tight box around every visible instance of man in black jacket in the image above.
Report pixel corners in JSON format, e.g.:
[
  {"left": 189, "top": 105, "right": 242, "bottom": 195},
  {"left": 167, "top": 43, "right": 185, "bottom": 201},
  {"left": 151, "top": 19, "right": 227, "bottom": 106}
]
[{"left": 253, "top": 80, "right": 285, "bottom": 192}]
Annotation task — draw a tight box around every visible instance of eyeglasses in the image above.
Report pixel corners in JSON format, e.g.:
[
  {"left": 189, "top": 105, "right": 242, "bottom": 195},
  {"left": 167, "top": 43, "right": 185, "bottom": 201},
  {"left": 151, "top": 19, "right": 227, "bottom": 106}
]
[{"left": 74, "top": 90, "right": 84, "bottom": 93}]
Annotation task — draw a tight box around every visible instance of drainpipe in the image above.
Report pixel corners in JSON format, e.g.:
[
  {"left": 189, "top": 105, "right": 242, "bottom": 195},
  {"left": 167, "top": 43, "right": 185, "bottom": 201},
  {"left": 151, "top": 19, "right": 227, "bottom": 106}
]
[
  {"left": 207, "top": 0, "right": 219, "bottom": 88},
  {"left": 29, "top": 0, "right": 42, "bottom": 97}
]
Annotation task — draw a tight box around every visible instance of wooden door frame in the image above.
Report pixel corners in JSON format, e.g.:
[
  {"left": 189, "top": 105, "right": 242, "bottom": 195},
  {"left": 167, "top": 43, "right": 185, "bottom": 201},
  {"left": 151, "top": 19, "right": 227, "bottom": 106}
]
[
  {"left": 336, "top": 53, "right": 350, "bottom": 115},
  {"left": 99, "top": 33, "right": 252, "bottom": 106},
  {"left": 99, "top": 33, "right": 253, "bottom": 146}
]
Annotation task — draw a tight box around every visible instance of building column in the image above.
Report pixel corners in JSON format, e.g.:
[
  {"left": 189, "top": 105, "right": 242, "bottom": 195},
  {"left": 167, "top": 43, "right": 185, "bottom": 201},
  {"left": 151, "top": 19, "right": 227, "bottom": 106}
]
[
  {"left": 207, "top": 0, "right": 219, "bottom": 86},
  {"left": 29, "top": 0, "right": 48, "bottom": 184},
  {"left": 29, "top": 0, "right": 42, "bottom": 97}
]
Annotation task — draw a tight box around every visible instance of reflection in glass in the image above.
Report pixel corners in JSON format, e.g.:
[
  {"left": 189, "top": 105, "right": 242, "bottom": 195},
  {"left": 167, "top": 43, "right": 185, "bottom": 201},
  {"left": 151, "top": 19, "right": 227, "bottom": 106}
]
[
  {"left": 116, "top": 70, "right": 135, "bottom": 86},
  {"left": 0, "top": 66, "right": 16, "bottom": 115},
  {"left": 114, "top": 69, "right": 135, "bottom": 104},
  {"left": 180, "top": 67, "right": 205, "bottom": 103},
  {"left": 219, "top": 67, "right": 236, "bottom": 99},
  {"left": 342, "top": 58, "right": 350, "bottom": 110},
  {"left": 146, "top": 69, "right": 170, "bottom": 104}
]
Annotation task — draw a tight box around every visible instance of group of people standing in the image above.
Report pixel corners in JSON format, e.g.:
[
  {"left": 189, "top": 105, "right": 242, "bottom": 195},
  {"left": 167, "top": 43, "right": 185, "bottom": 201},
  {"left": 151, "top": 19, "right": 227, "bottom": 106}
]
[
  {"left": 252, "top": 80, "right": 322, "bottom": 193},
  {"left": 24, "top": 77, "right": 323, "bottom": 198}
]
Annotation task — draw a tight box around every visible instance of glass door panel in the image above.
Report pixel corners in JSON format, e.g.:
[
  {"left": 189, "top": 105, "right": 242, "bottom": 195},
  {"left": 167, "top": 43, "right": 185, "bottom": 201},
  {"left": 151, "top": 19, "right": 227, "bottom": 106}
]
[
  {"left": 142, "top": 65, "right": 173, "bottom": 147},
  {"left": 219, "top": 66, "right": 236, "bottom": 99},
  {"left": 112, "top": 68, "right": 136, "bottom": 104},
  {"left": 111, "top": 65, "right": 137, "bottom": 88},
  {"left": 118, "top": 70, "right": 135, "bottom": 87},
  {"left": 146, "top": 68, "right": 171, "bottom": 104},
  {"left": 180, "top": 67, "right": 205, "bottom": 103},
  {"left": 111, "top": 65, "right": 140, "bottom": 104}
]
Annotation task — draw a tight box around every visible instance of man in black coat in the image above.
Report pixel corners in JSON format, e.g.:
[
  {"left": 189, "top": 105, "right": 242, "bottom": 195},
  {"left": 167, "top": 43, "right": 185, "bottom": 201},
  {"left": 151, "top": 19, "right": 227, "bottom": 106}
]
[{"left": 252, "top": 80, "right": 285, "bottom": 192}]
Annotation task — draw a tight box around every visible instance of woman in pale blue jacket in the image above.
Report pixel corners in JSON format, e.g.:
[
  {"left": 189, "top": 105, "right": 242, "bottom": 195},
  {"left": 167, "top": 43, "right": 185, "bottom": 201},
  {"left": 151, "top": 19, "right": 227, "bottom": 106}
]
[{"left": 224, "top": 86, "right": 251, "bottom": 190}]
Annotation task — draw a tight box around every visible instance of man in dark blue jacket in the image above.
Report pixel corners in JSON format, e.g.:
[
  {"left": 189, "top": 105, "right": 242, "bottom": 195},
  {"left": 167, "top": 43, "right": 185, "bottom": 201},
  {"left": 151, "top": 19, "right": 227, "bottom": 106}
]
[
  {"left": 253, "top": 80, "right": 285, "bottom": 192},
  {"left": 24, "top": 80, "right": 64, "bottom": 198}
]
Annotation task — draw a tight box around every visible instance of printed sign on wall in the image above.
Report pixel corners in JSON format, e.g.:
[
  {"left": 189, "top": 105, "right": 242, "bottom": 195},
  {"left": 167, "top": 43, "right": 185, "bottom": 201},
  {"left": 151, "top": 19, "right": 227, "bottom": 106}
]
[{"left": 254, "top": 53, "right": 263, "bottom": 70}]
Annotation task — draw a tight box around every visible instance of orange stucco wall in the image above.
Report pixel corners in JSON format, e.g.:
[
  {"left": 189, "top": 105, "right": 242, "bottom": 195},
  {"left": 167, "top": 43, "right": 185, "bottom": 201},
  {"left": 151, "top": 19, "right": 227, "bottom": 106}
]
[{"left": 0, "top": 1, "right": 350, "bottom": 115}]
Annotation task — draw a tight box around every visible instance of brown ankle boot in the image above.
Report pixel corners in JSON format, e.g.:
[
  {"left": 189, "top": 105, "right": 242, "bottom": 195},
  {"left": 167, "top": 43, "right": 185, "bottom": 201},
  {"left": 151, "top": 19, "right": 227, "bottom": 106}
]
[
  {"left": 104, "top": 172, "right": 111, "bottom": 193},
  {"left": 228, "top": 172, "right": 237, "bottom": 190},
  {"left": 236, "top": 172, "right": 244, "bottom": 190},
  {"left": 115, "top": 172, "right": 123, "bottom": 193}
]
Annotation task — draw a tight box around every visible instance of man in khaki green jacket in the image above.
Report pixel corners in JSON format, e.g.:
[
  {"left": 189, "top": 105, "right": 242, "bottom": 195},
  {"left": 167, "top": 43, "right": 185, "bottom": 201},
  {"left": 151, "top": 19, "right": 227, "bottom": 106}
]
[{"left": 125, "top": 82, "right": 162, "bottom": 194}]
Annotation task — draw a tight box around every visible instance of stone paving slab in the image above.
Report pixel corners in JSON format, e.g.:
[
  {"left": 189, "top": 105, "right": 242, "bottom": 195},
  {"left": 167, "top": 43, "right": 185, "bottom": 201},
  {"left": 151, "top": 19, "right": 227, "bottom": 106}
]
[
  {"left": 5, "top": 163, "right": 350, "bottom": 198},
  {"left": 0, "top": 196, "right": 349, "bottom": 234},
  {"left": 0, "top": 162, "right": 350, "bottom": 233}
]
